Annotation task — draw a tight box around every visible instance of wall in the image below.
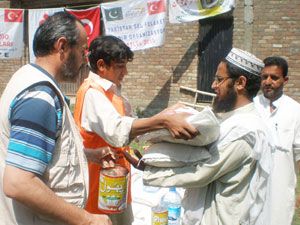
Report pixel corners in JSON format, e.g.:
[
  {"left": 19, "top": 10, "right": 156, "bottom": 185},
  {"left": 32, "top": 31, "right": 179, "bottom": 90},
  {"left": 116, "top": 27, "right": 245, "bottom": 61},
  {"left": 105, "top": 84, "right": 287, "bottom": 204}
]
[
  {"left": 234, "top": 0, "right": 300, "bottom": 101},
  {"left": 1, "top": 0, "right": 300, "bottom": 116},
  {"left": 0, "top": 1, "right": 27, "bottom": 93},
  {"left": 125, "top": 21, "right": 199, "bottom": 115}
]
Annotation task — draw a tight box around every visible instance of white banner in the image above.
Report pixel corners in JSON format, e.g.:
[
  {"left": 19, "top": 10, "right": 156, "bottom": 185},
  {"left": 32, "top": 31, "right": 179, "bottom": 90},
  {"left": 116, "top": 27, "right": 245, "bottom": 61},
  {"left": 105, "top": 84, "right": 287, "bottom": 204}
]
[
  {"left": 169, "top": 0, "right": 235, "bottom": 23},
  {"left": 0, "top": 9, "right": 24, "bottom": 59},
  {"left": 28, "top": 8, "right": 64, "bottom": 63},
  {"left": 101, "top": 0, "right": 167, "bottom": 51}
]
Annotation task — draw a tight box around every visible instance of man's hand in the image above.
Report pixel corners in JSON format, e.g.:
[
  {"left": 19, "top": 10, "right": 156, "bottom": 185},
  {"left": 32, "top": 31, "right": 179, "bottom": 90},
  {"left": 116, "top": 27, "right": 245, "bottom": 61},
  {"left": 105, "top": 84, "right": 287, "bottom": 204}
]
[
  {"left": 156, "top": 104, "right": 198, "bottom": 140},
  {"left": 85, "top": 213, "right": 112, "bottom": 225},
  {"left": 3, "top": 165, "right": 113, "bottom": 225},
  {"left": 122, "top": 149, "right": 145, "bottom": 171},
  {"left": 84, "top": 147, "right": 117, "bottom": 168},
  {"left": 130, "top": 102, "right": 198, "bottom": 140},
  {"left": 164, "top": 112, "right": 199, "bottom": 139}
]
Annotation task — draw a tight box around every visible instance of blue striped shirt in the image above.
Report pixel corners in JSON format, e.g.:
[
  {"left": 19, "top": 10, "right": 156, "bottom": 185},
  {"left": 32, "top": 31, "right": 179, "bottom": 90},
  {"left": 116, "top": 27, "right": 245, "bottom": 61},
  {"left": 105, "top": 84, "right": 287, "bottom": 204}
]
[{"left": 6, "top": 83, "right": 63, "bottom": 176}]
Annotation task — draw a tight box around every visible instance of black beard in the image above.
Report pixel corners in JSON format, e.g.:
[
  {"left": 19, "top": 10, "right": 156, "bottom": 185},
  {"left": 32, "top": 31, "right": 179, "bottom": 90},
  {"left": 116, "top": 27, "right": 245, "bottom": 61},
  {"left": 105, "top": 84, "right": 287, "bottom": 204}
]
[
  {"left": 212, "top": 85, "right": 237, "bottom": 113},
  {"left": 60, "top": 52, "right": 80, "bottom": 82}
]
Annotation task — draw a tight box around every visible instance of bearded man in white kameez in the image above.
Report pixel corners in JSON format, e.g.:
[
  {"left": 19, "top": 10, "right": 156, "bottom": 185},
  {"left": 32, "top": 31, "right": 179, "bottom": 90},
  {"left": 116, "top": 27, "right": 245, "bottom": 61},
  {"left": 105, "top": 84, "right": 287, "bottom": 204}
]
[{"left": 143, "top": 48, "right": 273, "bottom": 225}]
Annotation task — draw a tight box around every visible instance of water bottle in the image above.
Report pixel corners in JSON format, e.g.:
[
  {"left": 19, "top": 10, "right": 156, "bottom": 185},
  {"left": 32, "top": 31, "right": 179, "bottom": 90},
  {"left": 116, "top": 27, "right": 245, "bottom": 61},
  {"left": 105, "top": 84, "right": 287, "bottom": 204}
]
[{"left": 160, "top": 187, "right": 182, "bottom": 225}]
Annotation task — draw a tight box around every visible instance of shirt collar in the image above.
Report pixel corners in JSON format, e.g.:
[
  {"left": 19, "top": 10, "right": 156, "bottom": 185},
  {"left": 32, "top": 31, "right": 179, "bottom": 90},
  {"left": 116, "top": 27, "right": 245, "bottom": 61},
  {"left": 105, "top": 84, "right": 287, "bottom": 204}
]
[
  {"left": 88, "top": 71, "right": 117, "bottom": 92},
  {"left": 30, "top": 63, "right": 61, "bottom": 88},
  {"left": 260, "top": 94, "right": 284, "bottom": 109},
  {"left": 30, "top": 63, "right": 69, "bottom": 104}
]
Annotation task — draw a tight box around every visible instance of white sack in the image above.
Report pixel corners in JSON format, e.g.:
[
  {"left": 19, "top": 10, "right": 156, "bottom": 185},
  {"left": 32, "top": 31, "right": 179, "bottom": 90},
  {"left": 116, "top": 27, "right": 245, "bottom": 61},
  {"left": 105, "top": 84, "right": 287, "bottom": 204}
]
[
  {"left": 138, "top": 107, "right": 220, "bottom": 146},
  {"left": 142, "top": 142, "right": 211, "bottom": 168}
]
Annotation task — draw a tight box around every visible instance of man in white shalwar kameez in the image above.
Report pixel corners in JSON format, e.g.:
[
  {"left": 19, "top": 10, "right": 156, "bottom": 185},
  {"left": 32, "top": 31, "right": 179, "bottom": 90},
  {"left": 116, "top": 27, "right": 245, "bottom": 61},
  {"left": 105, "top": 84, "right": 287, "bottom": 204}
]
[
  {"left": 254, "top": 56, "right": 300, "bottom": 225},
  {"left": 143, "top": 48, "right": 273, "bottom": 225}
]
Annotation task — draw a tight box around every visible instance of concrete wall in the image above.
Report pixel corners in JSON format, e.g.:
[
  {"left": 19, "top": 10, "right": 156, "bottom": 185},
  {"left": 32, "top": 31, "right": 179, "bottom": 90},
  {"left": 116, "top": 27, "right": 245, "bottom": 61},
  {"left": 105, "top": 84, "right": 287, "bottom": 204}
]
[{"left": 1, "top": 0, "right": 300, "bottom": 116}]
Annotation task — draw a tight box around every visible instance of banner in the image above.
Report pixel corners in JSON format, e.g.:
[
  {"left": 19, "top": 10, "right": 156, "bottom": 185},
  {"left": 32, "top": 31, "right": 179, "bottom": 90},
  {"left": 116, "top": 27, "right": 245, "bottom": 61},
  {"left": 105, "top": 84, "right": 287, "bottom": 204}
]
[
  {"left": 66, "top": 6, "right": 101, "bottom": 46},
  {"left": 0, "top": 9, "right": 24, "bottom": 59},
  {"left": 28, "top": 7, "right": 64, "bottom": 63},
  {"left": 169, "top": 0, "right": 235, "bottom": 23},
  {"left": 101, "top": 0, "right": 167, "bottom": 51}
]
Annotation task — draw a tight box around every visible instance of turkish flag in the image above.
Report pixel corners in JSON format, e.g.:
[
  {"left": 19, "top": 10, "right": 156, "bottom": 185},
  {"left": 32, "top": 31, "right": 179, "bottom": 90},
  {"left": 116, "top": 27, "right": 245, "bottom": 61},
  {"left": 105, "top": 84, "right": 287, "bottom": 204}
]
[
  {"left": 66, "top": 6, "right": 101, "bottom": 46},
  {"left": 4, "top": 9, "right": 23, "bottom": 23},
  {"left": 147, "top": 0, "right": 166, "bottom": 15}
]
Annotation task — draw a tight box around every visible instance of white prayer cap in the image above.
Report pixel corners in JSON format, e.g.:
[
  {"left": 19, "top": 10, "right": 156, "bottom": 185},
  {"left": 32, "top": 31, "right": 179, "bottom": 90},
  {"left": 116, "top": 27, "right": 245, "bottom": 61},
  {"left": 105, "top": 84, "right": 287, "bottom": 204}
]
[{"left": 225, "top": 48, "right": 264, "bottom": 76}]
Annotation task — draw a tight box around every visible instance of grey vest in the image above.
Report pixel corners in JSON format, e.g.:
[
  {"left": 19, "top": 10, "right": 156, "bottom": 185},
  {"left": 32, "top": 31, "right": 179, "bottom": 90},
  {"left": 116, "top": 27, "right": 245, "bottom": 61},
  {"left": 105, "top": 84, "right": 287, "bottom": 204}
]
[{"left": 0, "top": 64, "right": 89, "bottom": 225}]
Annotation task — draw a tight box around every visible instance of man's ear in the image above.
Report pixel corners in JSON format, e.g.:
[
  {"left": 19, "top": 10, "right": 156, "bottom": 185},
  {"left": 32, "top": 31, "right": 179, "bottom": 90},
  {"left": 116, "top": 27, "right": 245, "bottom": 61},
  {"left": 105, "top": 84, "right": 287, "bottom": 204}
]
[
  {"left": 284, "top": 76, "right": 289, "bottom": 85},
  {"left": 96, "top": 59, "right": 106, "bottom": 73},
  {"left": 55, "top": 37, "right": 68, "bottom": 55},
  {"left": 235, "top": 75, "right": 247, "bottom": 91}
]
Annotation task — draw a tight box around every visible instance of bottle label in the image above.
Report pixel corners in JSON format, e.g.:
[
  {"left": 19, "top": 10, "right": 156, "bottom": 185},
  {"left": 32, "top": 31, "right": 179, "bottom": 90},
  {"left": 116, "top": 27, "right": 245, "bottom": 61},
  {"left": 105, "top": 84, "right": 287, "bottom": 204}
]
[
  {"left": 168, "top": 206, "right": 181, "bottom": 224},
  {"left": 151, "top": 206, "right": 168, "bottom": 225}
]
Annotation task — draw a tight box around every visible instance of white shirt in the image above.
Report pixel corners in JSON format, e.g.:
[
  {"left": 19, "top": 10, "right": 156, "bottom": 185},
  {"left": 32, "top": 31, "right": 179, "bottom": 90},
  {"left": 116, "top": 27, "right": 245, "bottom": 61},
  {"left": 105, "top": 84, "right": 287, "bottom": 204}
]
[
  {"left": 144, "top": 103, "right": 273, "bottom": 225},
  {"left": 254, "top": 94, "right": 300, "bottom": 225},
  {"left": 81, "top": 72, "right": 135, "bottom": 147}
]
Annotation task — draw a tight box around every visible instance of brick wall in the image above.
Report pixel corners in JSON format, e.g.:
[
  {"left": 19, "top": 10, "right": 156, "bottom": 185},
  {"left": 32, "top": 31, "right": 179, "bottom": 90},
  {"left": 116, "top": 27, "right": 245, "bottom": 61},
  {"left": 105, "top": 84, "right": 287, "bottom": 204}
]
[
  {"left": 254, "top": 0, "right": 300, "bottom": 101},
  {"left": 233, "top": 0, "right": 300, "bottom": 102},
  {"left": 0, "top": 1, "right": 9, "bottom": 8},
  {"left": 0, "top": 1, "right": 26, "bottom": 93},
  {"left": 1, "top": 0, "right": 300, "bottom": 115},
  {"left": 125, "top": 21, "right": 199, "bottom": 115}
]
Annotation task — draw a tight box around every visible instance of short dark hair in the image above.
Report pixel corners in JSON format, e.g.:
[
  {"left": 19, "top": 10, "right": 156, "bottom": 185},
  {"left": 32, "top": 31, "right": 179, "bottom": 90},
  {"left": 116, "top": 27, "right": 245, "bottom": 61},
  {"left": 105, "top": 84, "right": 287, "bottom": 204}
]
[
  {"left": 263, "top": 56, "right": 288, "bottom": 77},
  {"left": 33, "top": 11, "right": 81, "bottom": 57},
  {"left": 224, "top": 59, "right": 261, "bottom": 99},
  {"left": 88, "top": 35, "right": 134, "bottom": 73}
]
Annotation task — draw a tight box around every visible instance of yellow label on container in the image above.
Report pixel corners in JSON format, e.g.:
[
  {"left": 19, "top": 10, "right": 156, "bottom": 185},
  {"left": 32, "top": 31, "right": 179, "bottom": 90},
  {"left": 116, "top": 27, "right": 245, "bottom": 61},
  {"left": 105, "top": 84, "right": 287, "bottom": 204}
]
[
  {"left": 152, "top": 207, "right": 168, "bottom": 225},
  {"left": 98, "top": 171, "right": 128, "bottom": 212}
]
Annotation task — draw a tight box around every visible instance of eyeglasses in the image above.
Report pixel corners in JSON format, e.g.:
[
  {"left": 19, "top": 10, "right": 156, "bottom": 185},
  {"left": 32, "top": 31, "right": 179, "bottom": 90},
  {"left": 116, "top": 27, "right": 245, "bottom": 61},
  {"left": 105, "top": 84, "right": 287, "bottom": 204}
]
[{"left": 213, "top": 76, "right": 231, "bottom": 86}]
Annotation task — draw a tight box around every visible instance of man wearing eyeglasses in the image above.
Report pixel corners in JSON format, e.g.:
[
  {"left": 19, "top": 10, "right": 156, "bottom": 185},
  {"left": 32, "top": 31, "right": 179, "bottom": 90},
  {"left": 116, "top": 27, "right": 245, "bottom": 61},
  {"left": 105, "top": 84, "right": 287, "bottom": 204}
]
[
  {"left": 254, "top": 56, "right": 300, "bottom": 225},
  {"left": 143, "top": 48, "right": 272, "bottom": 225}
]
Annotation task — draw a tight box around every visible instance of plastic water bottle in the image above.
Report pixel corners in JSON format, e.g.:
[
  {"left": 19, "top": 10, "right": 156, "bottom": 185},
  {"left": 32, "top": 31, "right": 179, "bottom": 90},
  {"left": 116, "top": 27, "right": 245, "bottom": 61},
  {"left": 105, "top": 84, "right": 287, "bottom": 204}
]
[{"left": 160, "top": 187, "right": 182, "bottom": 225}]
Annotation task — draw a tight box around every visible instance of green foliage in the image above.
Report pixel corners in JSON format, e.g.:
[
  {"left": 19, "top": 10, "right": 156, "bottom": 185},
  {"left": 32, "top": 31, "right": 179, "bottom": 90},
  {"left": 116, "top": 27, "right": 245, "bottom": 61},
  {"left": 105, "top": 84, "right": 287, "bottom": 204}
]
[
  {"left": 293, "top": 175, "right": 300, "bottom": 224},
  {"left": 134, "top": 106, "right": 145, "bottom": 118},
  {"left": 129, "top": 140, "right": 147, "bottom": 155}
]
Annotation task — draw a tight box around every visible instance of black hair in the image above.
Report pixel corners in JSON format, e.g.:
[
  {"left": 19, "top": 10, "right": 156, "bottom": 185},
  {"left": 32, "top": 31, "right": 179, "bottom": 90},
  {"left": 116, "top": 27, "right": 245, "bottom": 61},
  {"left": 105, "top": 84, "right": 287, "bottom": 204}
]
[
  {"left": 88, "top": 35, "right": 134, "bottom": 73},
  {"left": 263, "top": 56, "right": 288, "bottom": 77},
  {"left": 33, "top": 11, "right": 80, "bottom": 57},
  {"left": 224, "top": 59, "right": 261, "bottom": 99}
]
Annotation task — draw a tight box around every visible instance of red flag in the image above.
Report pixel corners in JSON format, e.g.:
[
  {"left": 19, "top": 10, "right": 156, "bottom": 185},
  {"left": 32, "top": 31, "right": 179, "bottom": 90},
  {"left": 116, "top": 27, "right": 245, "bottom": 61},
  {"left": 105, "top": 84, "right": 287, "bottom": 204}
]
[
  {"left": 39, "top": 13, "right": 50, "bottom": 26},
  {"left": 4, "top": 9, "right": 23, "bottom": 23},
  {"left": 147, "top": 0, "right": 166, "bottom": 15},
  {"left": 66, "top": 6, "right": 101, "bottom": 46}
]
